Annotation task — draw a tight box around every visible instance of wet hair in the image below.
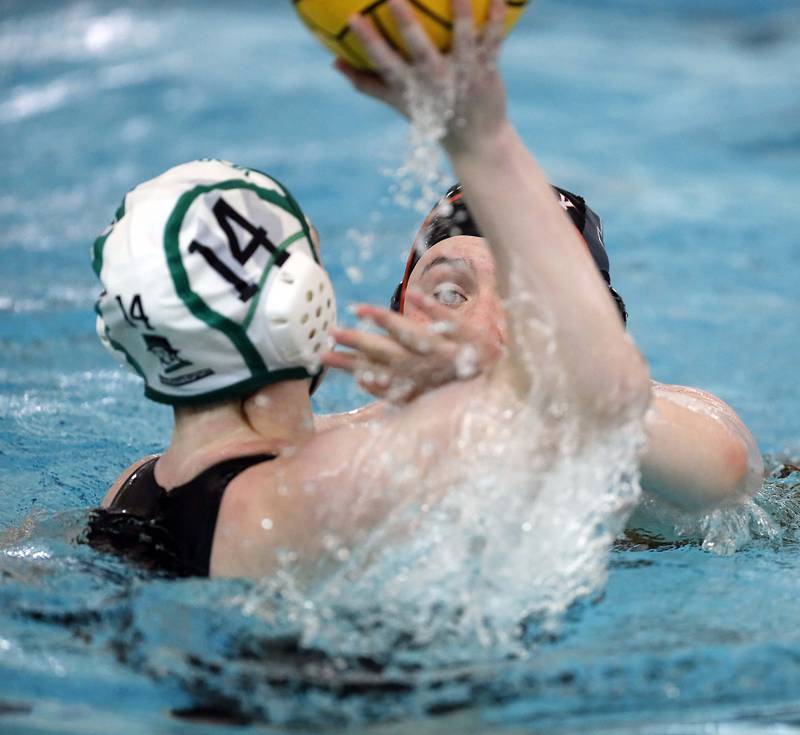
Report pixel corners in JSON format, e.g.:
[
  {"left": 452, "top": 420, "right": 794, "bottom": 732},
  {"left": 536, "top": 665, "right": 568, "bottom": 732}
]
[{"left": 390, "top": 184, "right": 628, "bottom": 324}]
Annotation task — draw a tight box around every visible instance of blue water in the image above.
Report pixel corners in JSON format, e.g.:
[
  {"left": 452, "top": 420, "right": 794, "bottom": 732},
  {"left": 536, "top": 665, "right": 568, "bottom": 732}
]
[{"left": 1, "top": 1, "right": 800, "bottom": 732}]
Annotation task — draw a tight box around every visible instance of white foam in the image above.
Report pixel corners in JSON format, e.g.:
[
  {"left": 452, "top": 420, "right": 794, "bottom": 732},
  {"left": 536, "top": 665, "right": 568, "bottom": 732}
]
[{"left": 242, "top": 383, "right": 645, "bottom": 662}]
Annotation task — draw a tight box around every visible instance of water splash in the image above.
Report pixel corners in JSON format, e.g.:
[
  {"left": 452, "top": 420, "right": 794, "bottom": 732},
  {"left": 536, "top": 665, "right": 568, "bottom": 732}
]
[
  {"left": 239, "top": 51, "right": 650, "bottom": 665},
  {"left": 243, "top": 383, "right": 646, "bottom": 666},
  {"left": 343, "top": 226, "right": 379, "bottom": 286},
  {"left": 628, "top": 456, "right": 800, "bottom": 554},
  {"left": 683, "top": 500, "right": 780, "bottom": 555},
  {"left": 385, "top": 72, "right": 454, "bottom": 219}
]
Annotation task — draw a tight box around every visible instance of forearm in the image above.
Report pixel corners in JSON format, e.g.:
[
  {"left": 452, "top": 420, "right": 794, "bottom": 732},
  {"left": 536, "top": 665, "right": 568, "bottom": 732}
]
[
  {"left": 640, "top": 384, "right": 763, "bottom": 511},
  {"left": 447, "top": 124, "right": 649, "bottom": 417}
]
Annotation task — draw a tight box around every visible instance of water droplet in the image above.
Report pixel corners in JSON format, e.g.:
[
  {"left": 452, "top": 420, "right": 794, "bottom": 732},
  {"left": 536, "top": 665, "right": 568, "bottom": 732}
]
[{"left": 346, "top": 266, "right": 363, "bottom": 284}]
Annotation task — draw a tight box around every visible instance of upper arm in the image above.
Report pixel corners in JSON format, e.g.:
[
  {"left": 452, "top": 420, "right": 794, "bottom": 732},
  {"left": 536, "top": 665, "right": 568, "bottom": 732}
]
[
  {"left": 651, "top": 383, "right": 761, "bottom": 463},
  {"left": 451, "top": 129, "right": 650, "bottom": 421},
  {"left": 640, "top": 382, "right": 763, "bottom": 510},
  {"left": 100, "top": 455, "right": 158, "bottom": 508}
]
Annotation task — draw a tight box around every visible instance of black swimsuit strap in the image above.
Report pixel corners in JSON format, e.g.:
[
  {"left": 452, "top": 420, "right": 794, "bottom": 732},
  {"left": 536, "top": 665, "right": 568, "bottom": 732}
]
[
  {"left": 161, "top": 454, "right": 276, "bottom": 576},
  {"left": 108, "top": 456, "right": 161, "bottom": 514},
  {"left": 94, "top": 453, "right": 276, "bottom": 576}
]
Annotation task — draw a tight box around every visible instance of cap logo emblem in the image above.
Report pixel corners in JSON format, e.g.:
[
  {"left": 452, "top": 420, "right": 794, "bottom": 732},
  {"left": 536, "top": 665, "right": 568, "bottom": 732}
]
[
  {"left": 143, "top": 334, "right": 193, "bottom": 374},
  {"left": 558, "top": 192, "right": 576, "bottom": 211}
]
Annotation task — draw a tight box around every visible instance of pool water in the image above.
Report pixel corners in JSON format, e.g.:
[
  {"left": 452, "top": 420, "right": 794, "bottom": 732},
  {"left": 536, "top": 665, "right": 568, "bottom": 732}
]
[{"left": 1, "top": 0, "right": 800, "bottom": 732}]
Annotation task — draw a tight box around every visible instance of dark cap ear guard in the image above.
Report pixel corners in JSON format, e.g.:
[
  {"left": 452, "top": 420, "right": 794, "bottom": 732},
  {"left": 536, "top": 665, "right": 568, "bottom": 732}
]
[{"left": 389, "top": 184, "right": 627, "bottom": 325}]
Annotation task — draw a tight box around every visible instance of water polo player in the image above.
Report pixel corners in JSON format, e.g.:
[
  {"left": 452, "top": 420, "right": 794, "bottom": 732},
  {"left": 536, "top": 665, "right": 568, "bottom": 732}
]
[
  {"left": 323, "top": 0, "right": 762, "bottom": 527},
  {"left": 88, "top": 1, "right": 656, "bottom": 579},
  {"left": 87, "top": 159, "right": 338, "bottom": 575}
]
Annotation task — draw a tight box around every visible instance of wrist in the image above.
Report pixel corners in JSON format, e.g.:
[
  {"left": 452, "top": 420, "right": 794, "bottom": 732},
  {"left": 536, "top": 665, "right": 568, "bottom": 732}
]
[{"left": 444, "top": 119, "right": 518, "bottom": 167}]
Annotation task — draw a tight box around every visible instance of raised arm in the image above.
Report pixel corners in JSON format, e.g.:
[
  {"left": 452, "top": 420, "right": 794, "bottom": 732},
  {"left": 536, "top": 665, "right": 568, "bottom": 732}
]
[
  {"left": 324, "top": 316, "right": 762, "bottom": 512},
  {"left": 341, "top": 0, "right": 650, "bottom": 424},
  {"left": 335, "top": 0, "right": 763, "bottom": 515}
]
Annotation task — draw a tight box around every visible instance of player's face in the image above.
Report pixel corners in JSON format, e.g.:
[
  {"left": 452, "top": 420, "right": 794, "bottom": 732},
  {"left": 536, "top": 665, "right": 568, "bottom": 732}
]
[{"left": 404, "top": 236, "right": 506, "bottom": 347}]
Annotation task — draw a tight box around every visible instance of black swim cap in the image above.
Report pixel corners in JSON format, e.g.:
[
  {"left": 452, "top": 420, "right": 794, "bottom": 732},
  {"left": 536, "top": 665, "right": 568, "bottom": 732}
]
[{"left": 390, "top": 184, "right": 627, "bottom": 324}]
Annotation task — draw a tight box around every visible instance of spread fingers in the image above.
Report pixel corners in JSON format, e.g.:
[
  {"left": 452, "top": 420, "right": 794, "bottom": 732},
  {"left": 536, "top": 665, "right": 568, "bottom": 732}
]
[
  {"left": 353, "top": 304, "right": 443, "bottom": 354},
  {"left": 330, "top": 326, "right": 405, "bottom": 364},
  {"left": 387, "top": 0, "right": 442, "bottom": 70},
  {"left": 348, "top": 12, "right": 407, "bottom": 81}
]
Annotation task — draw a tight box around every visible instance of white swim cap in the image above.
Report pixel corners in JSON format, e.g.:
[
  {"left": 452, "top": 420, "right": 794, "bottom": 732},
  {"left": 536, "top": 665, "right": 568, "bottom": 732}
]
[{"left": 92, "top": 159, "right": 336, "bottom": 405}]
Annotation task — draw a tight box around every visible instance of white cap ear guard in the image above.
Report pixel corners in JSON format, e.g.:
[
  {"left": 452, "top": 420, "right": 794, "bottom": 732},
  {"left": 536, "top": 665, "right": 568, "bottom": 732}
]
[
  {"left": 92, "top": 159, "right": 336, "bottom": 405},
  {"left": 261, "top": 251, "right": 336, "bottom": 365}
]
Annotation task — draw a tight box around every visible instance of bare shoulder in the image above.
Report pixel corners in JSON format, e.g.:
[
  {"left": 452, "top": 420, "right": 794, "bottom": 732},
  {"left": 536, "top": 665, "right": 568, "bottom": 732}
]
[
  {"left": 100, "top": 454, "right": 159, "bottom": 508},
  {"left": 210, "top": 438, "right": 364, "bottom": 578},
  {"left": 210, "top": 379, "right": 485, "bottom": 578}
]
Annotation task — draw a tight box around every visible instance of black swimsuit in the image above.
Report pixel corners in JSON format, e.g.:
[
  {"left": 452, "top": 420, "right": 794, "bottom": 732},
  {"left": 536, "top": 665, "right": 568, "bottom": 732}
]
[{"left": 86, "top": 454, "right": 276, "bottom": 577}]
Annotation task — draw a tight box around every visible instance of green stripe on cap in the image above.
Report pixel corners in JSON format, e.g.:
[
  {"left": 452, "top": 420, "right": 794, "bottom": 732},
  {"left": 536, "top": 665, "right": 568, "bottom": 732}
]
[
  {"left": 163, "top": 180, "right": 305, "bottom": 379},
  {"left": 143, "top": 366, "right": 315, "bottom": 406},
  {"left": 91, "top": 196, "right": 126, "bottom": 277},
  {"left": 94, "top": 298, "right": 145, "bottom": 379},
  {"left": 241, "top": 229, "right": 306, "bottom": 331},
  {"left": 242, "top": 166, "right": 318, "bottom": 265}
]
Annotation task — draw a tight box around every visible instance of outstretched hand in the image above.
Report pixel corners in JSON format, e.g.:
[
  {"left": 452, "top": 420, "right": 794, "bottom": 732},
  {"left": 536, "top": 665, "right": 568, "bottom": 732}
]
[
  {"left": 335, "top": 0, "right": 509, "bottom": 154},
  {"left": 321, "top": 290, "right": 502, "bottom": 403},
  {"left": 329, "top": 0, "right": 511, "bottom": 401}
]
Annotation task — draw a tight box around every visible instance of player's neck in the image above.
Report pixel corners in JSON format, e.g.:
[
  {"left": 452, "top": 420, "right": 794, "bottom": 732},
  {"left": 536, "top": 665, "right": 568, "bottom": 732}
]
[
  {"left": 242, "top": 380, "right": 315, "bottom": 447},
  {"left": 162, "top": 382, "right": 314, "bottom": 478}
]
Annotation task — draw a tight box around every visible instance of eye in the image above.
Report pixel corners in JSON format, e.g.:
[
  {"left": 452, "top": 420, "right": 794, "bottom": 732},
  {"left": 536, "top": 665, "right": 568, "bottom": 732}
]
[{"left": 432, "top": 282, "right": 467, "bottom": 307}]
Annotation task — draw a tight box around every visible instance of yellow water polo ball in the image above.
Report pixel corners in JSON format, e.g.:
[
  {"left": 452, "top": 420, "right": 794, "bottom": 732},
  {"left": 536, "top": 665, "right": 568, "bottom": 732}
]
[{"left": 294, "top": 0, "right": 530, "bottom": 71}]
